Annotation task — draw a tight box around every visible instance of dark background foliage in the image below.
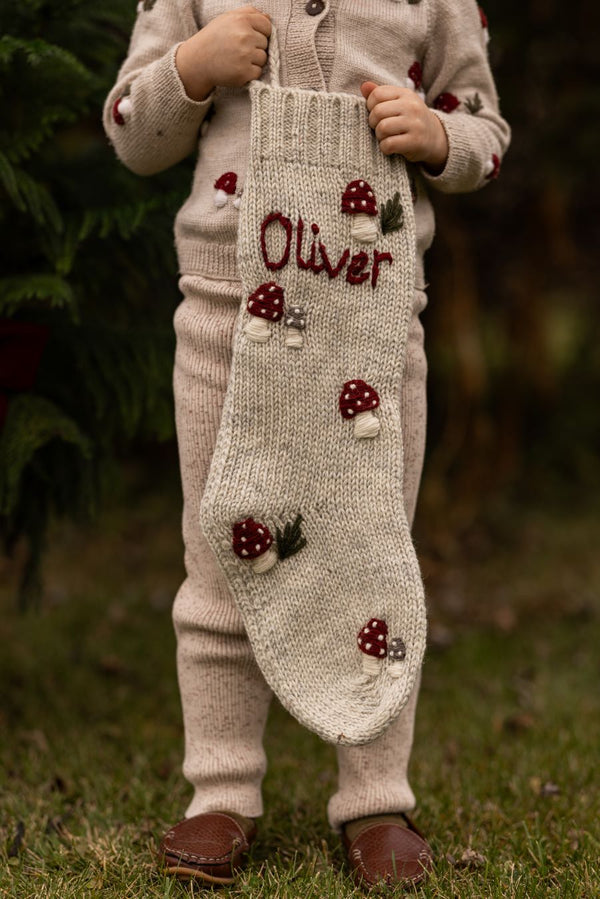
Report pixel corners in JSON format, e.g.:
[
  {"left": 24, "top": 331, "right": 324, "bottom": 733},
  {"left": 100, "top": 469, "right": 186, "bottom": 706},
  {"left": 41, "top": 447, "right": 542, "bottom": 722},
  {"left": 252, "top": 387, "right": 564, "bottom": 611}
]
[{"left": 1, "top": 0, "right": 599, "bottom": 603}]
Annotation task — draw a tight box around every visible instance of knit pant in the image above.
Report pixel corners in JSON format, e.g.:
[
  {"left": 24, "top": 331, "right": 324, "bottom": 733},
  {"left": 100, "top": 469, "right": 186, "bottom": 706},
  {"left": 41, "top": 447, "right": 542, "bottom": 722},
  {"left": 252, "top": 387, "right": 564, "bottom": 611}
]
[{"left": 172, "top": 271, "right": 428, "bottom": 833}]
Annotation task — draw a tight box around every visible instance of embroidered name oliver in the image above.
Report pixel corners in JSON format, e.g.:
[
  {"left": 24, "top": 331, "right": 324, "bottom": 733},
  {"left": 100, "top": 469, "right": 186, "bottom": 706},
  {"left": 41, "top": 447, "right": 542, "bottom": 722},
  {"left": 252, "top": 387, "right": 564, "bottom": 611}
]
[{"left": 260, "top": 212, "right": 394, "bottom": 290}]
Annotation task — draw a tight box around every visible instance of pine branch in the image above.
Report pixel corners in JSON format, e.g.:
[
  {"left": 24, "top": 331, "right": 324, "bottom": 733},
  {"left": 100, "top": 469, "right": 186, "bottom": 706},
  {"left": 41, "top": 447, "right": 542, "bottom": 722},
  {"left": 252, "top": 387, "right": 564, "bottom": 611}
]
[
  {"left": 381, "top": 191, "right": 404, "bottom": 235},
  {"left": 464, "top": 92, "right": 483, "bottom": 115},
  {"left": 0, "top": 394, "right": 92, "bottom": 518},
  {"left": 0, "top": 274, "right": 77, "bottom": 317},
  {"left": 275, "top": 514, "right": 307, "bottom": 561}
]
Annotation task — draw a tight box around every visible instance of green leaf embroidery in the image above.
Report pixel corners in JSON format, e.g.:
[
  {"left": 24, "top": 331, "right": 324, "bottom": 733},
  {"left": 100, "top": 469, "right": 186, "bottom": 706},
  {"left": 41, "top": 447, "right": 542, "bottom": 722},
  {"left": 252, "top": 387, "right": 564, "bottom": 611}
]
[
  {"left": 275, "top": 514, "right": 307, "bottom": 561},
  {"left": 465, "top": 92, "right": 483, "bottom": 115},
  {"left": 380, "top": 192, "right": 404, "bottom": 235}
]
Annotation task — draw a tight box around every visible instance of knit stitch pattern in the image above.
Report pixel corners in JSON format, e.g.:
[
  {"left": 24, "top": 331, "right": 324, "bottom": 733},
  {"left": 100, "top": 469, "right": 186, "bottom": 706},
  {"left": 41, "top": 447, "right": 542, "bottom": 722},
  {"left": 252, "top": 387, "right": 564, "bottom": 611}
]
[{"left": 199, "top": 28, "right": 427, "bottom": 746}]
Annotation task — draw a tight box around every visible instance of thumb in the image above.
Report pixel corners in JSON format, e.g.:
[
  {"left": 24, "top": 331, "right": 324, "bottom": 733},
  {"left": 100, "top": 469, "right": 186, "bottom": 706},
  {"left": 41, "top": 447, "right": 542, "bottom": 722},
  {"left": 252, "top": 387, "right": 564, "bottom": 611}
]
[{"left": 360, "top": 80, "right": 378, "bottom": 100}]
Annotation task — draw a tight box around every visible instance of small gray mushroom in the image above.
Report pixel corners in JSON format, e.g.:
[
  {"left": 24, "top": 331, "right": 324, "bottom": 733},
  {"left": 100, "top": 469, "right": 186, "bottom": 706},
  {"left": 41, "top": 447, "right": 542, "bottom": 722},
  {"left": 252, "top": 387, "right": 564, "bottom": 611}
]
[
  {"left": 388, "top": 636, "right": 406, "bottom": 677},
  {"left": 284, "top": 304, "right": 306, "bottom": 348}
]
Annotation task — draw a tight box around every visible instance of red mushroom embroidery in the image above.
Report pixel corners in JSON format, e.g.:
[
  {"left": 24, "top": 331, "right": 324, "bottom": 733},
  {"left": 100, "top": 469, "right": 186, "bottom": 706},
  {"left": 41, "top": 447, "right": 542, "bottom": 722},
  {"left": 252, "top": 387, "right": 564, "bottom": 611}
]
[
  {"left": 232, "top": 517, "right": 277, "bottom": 573},
  {"left": 479, "top": 6, "right": 490, "bottom": 44},
  {"left": 406, "top": 61, "right": 425, "bottom": 100},
  {"left": 388, "top": 636, "right": 407, "bottom": 677},
  {"left": 112, "top": 94, "right": 132, "bottom": 126},
  {"left": 341, "top": 179, "right": 379, "bottom": 243},
  {"left": 244, "top": 281, "right": 285, "bottom": 343},
  {"left": 433, "top": 93, "right": 460, "bottom": 114},
  {"left": 484, "top": 153, "right": 501, "bottom": 181},
  {"left": 214, "top": 172, "right": 238, "bottom": 208},
  {"left": 357, "top": 618, "right": 388, "bottom": 676},
  {"left": 339, "top": 379, "right": 380, "bottom": 439}
]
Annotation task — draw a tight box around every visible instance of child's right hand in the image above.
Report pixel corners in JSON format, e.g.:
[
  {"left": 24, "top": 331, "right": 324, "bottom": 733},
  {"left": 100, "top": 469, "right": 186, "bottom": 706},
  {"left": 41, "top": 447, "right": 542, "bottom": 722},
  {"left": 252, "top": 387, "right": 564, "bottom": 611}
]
[{"left": 176, "top": 5, "right": 272, "bottom": 101}]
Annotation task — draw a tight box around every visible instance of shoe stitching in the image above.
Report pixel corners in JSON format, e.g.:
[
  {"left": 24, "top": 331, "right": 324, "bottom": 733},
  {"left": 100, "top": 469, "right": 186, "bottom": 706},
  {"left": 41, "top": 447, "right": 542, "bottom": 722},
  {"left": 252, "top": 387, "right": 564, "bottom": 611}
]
[{"left": 165, "top": 838, "right": 245, "bottom": 865}]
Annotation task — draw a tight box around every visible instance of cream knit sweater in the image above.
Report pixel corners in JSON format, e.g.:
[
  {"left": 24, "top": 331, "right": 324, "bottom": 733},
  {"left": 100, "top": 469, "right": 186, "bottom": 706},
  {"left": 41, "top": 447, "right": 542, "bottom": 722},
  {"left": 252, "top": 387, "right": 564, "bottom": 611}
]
[{"left": 102, "top": 0, "right": 511, "bottom": 290}]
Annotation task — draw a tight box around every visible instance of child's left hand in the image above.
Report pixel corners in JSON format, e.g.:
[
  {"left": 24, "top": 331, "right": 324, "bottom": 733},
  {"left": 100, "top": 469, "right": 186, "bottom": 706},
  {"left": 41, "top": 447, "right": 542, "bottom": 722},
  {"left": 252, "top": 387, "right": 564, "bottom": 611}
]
[{"left": 360, "top": 81, "right": 449, "bottom": 175}]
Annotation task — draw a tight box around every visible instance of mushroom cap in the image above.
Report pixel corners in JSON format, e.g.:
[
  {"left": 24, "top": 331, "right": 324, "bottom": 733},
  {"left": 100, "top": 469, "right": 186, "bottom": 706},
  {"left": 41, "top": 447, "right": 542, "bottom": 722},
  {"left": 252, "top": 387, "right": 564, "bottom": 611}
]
[
  {"left": 433, "top": 92, "right": 460, "bottom": 113},
  {"left": 407, "top": 61, "right": 423, "bottom": 89},
  {"left": 247, "top": 282, "right": 285, "bottom": 322},
  {"left": 341, "top": 179, "right": 378, "bottom": 217},
  {"left": 485, "top": 153, "right": 501, "bottom": 180},
  {"left": 214, "top": 172, "right": 238, "bottom": 194},
  {"left": 232, "top": 517, "right": 274, "bottom": 560},
  {"left": 389, "top": 636, "right": 407, "bottom": 661},
  {"left": 479, "top": 6, "right": 488, "bottom": 29},
  {"left": 339, "top": 379, "right": 380, "bottom": 420},
  {"left": 112, "top": 97, "right": 125, "bottom": 126},
  {"left": 357, "top": 618, "right": 388, "bottom": 658},
  {"left": 285, "top": 305, "right": 306, "bottom": 330}
]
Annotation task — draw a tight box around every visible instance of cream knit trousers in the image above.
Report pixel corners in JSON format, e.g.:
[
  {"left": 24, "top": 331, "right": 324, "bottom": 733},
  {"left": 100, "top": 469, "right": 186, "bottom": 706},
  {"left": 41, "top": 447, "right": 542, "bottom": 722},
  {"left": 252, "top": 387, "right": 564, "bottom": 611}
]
[{"left": 172, "top": 271, "right": 427, "bottom": 833}]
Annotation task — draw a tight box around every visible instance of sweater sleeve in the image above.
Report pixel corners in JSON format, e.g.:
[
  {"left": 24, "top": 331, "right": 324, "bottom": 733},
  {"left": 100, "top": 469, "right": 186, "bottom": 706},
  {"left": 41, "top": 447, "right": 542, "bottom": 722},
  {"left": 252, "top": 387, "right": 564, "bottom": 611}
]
[
  {"left": 102, "top": 0, "right": 216, "bottom": 177},
  {"left": 419, "top": 0, "right": 511, "bottom": 193}
]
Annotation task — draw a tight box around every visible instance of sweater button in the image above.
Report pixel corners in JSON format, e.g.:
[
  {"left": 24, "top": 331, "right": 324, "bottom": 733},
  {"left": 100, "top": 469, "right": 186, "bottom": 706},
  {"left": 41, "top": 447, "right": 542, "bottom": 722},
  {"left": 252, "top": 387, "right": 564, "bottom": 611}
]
[{"left": 305, "top": 0, "right": 324, "bottom": 15}]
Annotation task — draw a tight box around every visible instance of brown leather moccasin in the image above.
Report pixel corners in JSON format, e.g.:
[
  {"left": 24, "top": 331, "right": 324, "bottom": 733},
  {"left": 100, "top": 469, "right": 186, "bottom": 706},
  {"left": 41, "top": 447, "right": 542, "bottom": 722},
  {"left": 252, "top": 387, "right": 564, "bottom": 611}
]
[
  {"left": 342, "top": 813, "right": 434, "bottom": 890},
  {"left": 158, "top": 811, "right": 257, "bottom": 884}
]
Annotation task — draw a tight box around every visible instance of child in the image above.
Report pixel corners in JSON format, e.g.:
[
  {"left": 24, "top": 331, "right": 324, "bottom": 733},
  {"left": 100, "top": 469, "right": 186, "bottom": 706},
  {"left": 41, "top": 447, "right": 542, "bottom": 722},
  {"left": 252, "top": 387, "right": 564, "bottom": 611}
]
[{"left": 103, "top": 0, "right": 510, "bottom": 889}]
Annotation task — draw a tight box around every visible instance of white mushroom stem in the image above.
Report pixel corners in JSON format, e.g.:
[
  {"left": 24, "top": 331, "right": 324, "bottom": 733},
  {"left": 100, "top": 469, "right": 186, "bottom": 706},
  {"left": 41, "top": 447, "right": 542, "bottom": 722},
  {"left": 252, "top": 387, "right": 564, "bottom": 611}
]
[
  {"left": 233, "top": 194, "right": 242, "bottom": 209},
  {"left": 362, "top": 655, "right": 382, "bottom": 676},
  {"left": 250, "top": 546, "right": 278, "bottom": 574},
  {"left": 351, "top": 214, "right": 378, "bottom": 243},
  {"left": 285, "top": 329, "right": 303, "bottom": 348},
  {"left": 214, "top": 188, "right": 229, "bottom": 208},
  {"left": 354, "top": 410, "right": 380, "bottom": 439},
  {"left": 118, "top": 97, "right": 132, "bottom": 118},
  {"left": 244, "top": 317, "right": 271, "bottom": 343},
  {"left": 389, "top": 662, "right": 404, "bottom": 679}
]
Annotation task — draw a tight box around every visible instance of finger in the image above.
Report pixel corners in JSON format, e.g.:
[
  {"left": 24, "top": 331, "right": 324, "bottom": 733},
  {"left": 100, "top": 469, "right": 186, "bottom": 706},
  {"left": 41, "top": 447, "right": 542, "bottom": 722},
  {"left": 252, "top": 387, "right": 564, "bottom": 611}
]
[
  {"left": 368, "top": 98, "right": 408, "bottom": 129},
  {"left": 360, "top": 81, "right": 378, "bottom": 100},
  {"left": 249, "top": 11, "right": 272, "bottom": 37},
  {"left": 253, "top": 31, "right": 269, "bottom": 50},
  {"left": 374, "top": 115, "right": 410, "bottom": 142},
  {"left": 378, "top": 133, "right": 416, "bottom": 157},
  {"left": 250, "top": 48, "right": 268, "bottom": 67},
  {"left": 365, "top": 83, "right": 413, "bottom": 112}
]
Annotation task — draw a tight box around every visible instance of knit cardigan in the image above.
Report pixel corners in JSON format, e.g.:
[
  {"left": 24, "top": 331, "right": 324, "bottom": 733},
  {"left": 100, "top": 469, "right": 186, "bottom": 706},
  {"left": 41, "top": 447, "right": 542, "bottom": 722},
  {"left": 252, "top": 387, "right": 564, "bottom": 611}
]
[{"left": 102, "top": 0, "right": 511, "bottom": 290}]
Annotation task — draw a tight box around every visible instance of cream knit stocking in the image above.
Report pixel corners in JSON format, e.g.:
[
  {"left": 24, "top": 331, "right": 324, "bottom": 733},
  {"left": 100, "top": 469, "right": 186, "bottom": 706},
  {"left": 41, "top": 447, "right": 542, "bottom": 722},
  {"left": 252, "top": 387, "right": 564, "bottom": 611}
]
[{"left": 199, "top": 27, "right": 427, "bottom": 746}]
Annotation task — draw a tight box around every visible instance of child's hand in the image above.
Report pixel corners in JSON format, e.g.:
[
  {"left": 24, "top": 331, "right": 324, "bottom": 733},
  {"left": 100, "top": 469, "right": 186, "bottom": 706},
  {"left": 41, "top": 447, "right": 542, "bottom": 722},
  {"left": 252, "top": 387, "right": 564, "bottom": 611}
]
[
  {"left": 360, "top": 81, "right": 449, "bottom": 175},
  {"left": 176, "top": 5, "right": 272, "bottom": 101}
]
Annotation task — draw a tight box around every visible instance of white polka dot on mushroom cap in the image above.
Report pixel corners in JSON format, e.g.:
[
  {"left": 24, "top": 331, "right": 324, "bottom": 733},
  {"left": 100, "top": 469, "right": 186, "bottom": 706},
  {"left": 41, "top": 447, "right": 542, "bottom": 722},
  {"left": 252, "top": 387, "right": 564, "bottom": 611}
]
[
  {"left": 248, "top": 301, "right": 254, "bottom": 308},
  {"left": 258, "top": 528, "right": 263, "bottom": 535},
  {"left": 269, "top": 285, "right": 276, "bottom": 291},
  {"left": 358, "top": 637, "right": 363, "bottom": 645},
  {"left": 350, "top": 383, "right": 356, "bottom": 390},
  {"left": 351, "top": 187, "right": 356, "bottom": 192},
  {"left": 274, "top": 299, "right": 279, "bottom": 304},
  {"left": 241, "top": 549, "right": 248, "bottom": 556},
  {"left": 372, "top": 399, "right": 376, "bottom": 405},
  {"left": 356, "top": 400, "right": 362, "bottom": 406},
  {"left": 241, "top": 537, "right": 246, "bottom": 542},
  {"left": 258, "top": 294, "right": 264, "bottom": 299},
  {"left": 361, "top": 200, "right": 366, "bottom": 207},
  {"left": 378, "top": 634, "right": 384, "bottom": 640},
  {"left": 365, "top": 391, "right": 370, "bottom": 397},
  {"left": 359, "top": 181, "right": 364, "bottom": 186},
  {"left": 379, "top": 648, "right": 385, "bottom": 656},
  {"left": 368, "top": 191, "right": 373, "bottom": 197},
  {"left": 347, "top": 409, "right": 354, "bottom": 415},
  {"left": 365, "top": 643, "right": 372, "bottom": 650},
  {"left": 350, "top": 201, "right": 355, "bottom": 209},
  {"left": 255, "top": 544, "right": 261, "bottom": 551},
  {"left": 364, "top": 627, "right": 370, "bottom": 633}
]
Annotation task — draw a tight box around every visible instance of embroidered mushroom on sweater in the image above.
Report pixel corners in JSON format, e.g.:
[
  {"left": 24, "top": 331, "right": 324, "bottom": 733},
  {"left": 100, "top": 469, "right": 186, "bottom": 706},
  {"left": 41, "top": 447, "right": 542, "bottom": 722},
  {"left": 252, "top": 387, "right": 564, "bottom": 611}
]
[
  {"left": 339, "top": 380, "right": 380, "bottom": 439},
  {"left": 244, "top": 282, "right": 285, "bottom": 342},
  {"left": 232, "top": 518, "right": 277, "bottom": 573},
  {"left": 357, "top": 618, "right": 388, "bottom": 676},
  {"left": 342, "top": 180, "right": 379, "bottom": 243}
]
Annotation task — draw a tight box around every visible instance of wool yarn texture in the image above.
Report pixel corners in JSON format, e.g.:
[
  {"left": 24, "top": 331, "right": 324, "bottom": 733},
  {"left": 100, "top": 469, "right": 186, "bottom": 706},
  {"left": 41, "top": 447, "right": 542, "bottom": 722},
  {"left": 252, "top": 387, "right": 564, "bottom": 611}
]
[{"left": 199, "top": 25, "right": 427, "bottom": 746}]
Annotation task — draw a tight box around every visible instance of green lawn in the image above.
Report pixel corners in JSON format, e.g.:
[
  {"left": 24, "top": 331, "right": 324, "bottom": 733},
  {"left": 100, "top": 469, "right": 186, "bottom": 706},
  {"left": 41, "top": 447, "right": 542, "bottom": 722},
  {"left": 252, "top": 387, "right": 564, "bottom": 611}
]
[{"left": 1, "top": 460, "right": 598, "bottom": 897}]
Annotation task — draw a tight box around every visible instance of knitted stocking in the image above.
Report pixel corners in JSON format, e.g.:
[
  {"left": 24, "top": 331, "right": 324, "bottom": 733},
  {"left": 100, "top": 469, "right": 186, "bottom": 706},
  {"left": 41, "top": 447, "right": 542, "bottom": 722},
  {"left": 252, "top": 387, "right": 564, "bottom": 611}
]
[{"left": 199, "top": 27, "right": 426, "bottom": 746}]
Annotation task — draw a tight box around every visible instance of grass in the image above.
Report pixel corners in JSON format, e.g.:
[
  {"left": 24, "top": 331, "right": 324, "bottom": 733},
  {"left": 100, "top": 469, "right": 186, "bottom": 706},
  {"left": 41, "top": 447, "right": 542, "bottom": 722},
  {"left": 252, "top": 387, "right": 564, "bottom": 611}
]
[{"left": 1, "top": 455, "right": 598, "bottom": 897}]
